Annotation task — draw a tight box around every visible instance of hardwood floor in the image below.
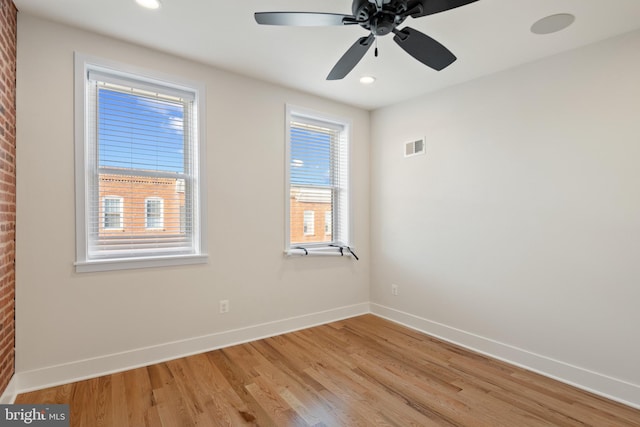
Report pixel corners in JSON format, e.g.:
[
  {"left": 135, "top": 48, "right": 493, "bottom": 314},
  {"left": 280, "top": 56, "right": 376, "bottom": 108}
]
[{"left": 16, "top": 315, "right": 640, "bottom": 426}]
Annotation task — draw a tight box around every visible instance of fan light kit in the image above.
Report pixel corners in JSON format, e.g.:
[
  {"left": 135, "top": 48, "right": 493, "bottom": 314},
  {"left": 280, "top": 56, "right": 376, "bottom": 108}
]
[
  {"left": 136, "top": 0, "right": 161, "bottom": 10},
  {"left": 255, "top": 0, "right": 479, "bottom": 80}
]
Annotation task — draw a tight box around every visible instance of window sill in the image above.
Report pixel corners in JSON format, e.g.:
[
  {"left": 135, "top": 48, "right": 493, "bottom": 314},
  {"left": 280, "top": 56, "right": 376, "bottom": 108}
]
[
  {"left": 286, "top": 246, "right": 357, "bottom": 258},
  {"left": 75, "top": 254, "right": 208, "bottom": 273}
]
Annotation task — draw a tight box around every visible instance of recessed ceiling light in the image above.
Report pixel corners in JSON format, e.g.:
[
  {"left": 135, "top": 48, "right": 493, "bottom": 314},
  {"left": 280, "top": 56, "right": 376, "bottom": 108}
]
[
  {"left": 359, "top": 76, "right": 376, "bottom": 85},
  {"left": 136, "top": 0, "right": 161, "bottom": 10},
  {"left": 531, "top": 13, "right": 575, "bottom": 35}
]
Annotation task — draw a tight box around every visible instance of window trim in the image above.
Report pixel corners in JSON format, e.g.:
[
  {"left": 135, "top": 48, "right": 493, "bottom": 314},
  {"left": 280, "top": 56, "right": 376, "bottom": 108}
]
[
  {"left": 284, "top": 104, "right": 353, "bottom": 257},
  {"left": 74, "top": 53, "right": 208, "bottom": 272}
]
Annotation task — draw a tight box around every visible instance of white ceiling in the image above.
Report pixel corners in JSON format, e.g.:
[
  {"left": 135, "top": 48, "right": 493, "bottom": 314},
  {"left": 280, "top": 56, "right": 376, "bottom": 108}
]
[{"left": 13, "top": 0, "right": 640, "bottom": 110}]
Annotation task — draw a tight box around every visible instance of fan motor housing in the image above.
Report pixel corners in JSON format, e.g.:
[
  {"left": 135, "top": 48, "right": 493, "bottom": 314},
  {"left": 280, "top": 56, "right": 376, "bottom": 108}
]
[{"left": 352, "top": 0, "right": 410, "bottom": 36}]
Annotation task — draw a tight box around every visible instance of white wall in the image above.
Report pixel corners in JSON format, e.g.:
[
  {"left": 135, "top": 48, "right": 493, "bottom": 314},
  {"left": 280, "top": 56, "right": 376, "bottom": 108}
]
[
  {"left": 15, "top": 14, "right": 369, "bottom": 388},
  {"left": 370, "top": 30, "right": 640, "bottom": 406}
]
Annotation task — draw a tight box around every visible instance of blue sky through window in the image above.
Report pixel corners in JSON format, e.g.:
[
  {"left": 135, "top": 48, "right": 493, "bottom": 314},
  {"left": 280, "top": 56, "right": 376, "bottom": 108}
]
[
  {"left": 98, "top": 88, "right": 185, "bottom": 174},
  {"left": 290, "top": 126, "right": 332, "bottom": 186}
]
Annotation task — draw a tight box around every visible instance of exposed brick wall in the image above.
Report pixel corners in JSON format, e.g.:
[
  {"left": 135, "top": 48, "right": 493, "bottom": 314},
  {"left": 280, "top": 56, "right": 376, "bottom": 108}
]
[{"left": 0, "top": 0, "right": 17, "bottom": 396}]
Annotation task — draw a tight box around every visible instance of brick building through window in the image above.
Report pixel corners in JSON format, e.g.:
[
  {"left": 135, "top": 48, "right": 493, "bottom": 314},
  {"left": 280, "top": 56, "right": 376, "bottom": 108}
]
[
  {"left": 98, "top": 173, "right": 185, "bottom": 237},
  {"left": 290, "top": 187, "right": 332, "bottom": 245}
]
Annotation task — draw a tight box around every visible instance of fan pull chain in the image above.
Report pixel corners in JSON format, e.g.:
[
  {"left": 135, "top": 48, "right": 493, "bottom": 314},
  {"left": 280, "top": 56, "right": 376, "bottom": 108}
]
[{"left": 374, "top": 37, "right": 378, "bottom": 57}]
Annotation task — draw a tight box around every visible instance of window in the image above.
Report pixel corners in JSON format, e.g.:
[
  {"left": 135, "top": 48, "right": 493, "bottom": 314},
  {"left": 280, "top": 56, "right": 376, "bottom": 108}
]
[
  {"left": 103, "top": 197, "right": 123, "bottom": 229},
  {"left": 303, "top": 211, "right": 315, "bottom": 236},
  {"left": 145, "top": 198, "right": 164, "bottom": 229},
  {"left": 325, "top": 211, "right": 332, "bottom": 236},
  {"left": 286, "top": 105, "right": 351, "bottom": 256},
  {"left": 74, "top": 54, "right": 207, "bottom": 272}
]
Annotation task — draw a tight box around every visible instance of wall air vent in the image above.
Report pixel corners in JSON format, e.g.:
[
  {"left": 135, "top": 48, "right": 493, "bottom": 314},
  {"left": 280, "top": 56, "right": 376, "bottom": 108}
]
[{"left": 404, "top": 138, "right": 425, "bottom": 157}]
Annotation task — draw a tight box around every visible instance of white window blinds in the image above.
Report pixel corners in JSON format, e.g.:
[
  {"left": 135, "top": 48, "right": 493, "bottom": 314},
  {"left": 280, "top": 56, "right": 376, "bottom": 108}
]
[
  {"left": 75, "top": 56, "right": 206, "bottom": 271},
  {"left": 286, "top": 107, "right": 351, "bottom": 255}
]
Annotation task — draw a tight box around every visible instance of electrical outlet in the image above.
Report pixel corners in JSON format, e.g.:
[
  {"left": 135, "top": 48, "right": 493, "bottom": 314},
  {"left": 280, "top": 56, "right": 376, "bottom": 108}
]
[
  {"left": 391, "top": 284, "right": 398, "bottom": 296},
  {"left": 219, "top": 299, "right": 230, "bottom": 314}
]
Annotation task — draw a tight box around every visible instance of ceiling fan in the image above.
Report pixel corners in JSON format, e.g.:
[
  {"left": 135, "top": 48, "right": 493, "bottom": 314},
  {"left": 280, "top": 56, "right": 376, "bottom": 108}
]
[{"left": 255, "top": 0, "right": 479, "bottom": 80}]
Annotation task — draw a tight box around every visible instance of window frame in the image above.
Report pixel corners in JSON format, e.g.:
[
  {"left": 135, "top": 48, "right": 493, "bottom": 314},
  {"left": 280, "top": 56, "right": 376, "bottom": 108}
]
[
  {"left": 74, "top": 53, "right": 208, "bottom": 272},
  {"left": 284, "top": 105, "right": 353, "bottom": 257}
]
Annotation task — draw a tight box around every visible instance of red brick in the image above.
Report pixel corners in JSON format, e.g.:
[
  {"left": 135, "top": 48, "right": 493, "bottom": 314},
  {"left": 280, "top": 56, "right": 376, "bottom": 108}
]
[{"left": 0, "top": 0, "right": 16, "bottom": 396}]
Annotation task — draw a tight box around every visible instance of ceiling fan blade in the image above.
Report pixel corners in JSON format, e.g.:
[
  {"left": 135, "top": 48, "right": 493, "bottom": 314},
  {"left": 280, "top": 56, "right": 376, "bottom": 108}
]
[
  {"left": 393, "top": 27, "right": 456, "bottom": 71},
  {"left": 254, "top": 12, "right": 355, "bottom": 26},
  {"left": 327, "top": 34, "right": 375, "bottom": 80},
  {"left": 408, "top": 0, "right": 479, "bottom": 18}
]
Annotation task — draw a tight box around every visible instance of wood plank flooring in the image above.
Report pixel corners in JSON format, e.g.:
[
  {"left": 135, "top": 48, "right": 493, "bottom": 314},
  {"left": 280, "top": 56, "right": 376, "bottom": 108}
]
[{"left": 16, "top": 315, "right": 640, "bottom": 426}]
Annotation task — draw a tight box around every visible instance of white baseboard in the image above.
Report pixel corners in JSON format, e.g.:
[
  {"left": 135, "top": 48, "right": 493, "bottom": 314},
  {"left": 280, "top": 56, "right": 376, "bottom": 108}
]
[
  {"left": 0, "top": 376, "right": 17, "bottom": 404},
  {"left": 15, "top": 302, "right": 370, "bottom": 394},
  {"left": 370, "top": 303, "right": 640, "bottom": 410}
]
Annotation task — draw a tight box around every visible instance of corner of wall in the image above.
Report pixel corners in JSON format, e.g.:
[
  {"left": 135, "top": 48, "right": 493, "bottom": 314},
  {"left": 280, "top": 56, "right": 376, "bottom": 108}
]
[{"left": 0, "top": 375, "right": 16, "bottom": 404}]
